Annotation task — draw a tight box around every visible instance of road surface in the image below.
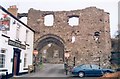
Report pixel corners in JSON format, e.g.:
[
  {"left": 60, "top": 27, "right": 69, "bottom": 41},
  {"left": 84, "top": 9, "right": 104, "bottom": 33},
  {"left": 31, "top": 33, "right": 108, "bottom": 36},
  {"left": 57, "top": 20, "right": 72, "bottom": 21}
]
[
  {"left": 23, "top": 63, "right": 67, "bottom": 77},
  {"left": 13, "top": 63, "right": 98, "bottom": 79}
]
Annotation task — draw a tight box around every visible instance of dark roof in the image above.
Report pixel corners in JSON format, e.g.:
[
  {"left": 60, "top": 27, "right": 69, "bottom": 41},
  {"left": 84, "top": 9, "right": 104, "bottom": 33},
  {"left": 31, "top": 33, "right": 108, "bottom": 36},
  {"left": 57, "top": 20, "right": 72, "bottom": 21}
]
[{"left": 0, "top": 5, "right": 35, "bottom": 33}]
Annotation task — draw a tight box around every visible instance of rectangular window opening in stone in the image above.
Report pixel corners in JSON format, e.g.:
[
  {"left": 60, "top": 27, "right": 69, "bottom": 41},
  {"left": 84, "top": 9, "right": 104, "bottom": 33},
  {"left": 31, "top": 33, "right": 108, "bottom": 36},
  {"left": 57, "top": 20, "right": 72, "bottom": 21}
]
[
  {"left": 44, "top": 14, "right": 54, "bottom": 26},
  {"left": 68, "top": 16, "right": 79, "bottom": 26}
]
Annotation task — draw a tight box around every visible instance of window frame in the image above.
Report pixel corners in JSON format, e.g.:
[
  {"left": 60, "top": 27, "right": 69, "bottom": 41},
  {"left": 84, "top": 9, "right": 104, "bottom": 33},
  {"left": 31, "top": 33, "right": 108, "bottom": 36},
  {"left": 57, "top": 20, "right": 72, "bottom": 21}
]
[
  {"left": 23, "top": 53, "right": 27, "bottom": 67},
  {"left": 25, "top": 30, "right": 29, "bottom": 43},
  {"left": 16, "top": 25, "right": 21, "bottom": 40},
  {"left": 0, "top": 49, "right": 6, "bottom": 68}
]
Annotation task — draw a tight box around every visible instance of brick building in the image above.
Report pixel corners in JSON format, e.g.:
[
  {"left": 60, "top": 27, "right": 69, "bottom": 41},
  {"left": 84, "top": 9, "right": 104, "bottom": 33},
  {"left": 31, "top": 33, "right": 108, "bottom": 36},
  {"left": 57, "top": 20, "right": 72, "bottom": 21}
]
[{"left": 27, "top": 7, "right": 111, "bottom": 68}]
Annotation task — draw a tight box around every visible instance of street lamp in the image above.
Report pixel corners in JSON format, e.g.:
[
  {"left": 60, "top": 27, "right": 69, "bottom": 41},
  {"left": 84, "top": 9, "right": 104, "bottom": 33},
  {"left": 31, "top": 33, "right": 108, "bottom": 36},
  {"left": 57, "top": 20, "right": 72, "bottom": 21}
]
[
  {"left": 33, "top": 49, "right": 38, "bottom": 72},
  {"left": 98, "top": 57, "right": 100, "bottom": 68},
  {"left": 73, "top": 56, "right": 76, "bottom": 66},
  {"left": 64, "top": 52, "right": 70, "bottom": 75}
]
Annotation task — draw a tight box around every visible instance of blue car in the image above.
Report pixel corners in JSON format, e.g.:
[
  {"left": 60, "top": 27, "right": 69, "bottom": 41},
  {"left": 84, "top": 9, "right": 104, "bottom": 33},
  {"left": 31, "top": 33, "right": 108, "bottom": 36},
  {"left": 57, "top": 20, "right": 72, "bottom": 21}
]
[{"left": 71, "top": 64, "right": 114, "bottom": 77}]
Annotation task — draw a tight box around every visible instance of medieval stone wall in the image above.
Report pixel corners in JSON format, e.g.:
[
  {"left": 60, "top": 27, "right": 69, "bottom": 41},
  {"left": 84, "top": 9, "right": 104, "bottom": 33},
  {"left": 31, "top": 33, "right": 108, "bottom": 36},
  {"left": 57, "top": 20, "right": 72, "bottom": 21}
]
[{"left": 27, "top": 7, "right": 111, "bottom": 68}]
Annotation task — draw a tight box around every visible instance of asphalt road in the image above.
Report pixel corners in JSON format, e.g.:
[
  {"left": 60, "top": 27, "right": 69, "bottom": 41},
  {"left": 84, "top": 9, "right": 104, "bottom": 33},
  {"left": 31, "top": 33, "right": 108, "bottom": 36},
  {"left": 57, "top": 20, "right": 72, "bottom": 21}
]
[
  {"left": 14, "top": 63, "right": 98, "bottom": 79},
  {"left": 18, "top": 63, "right": 67, "bottom": 77}
]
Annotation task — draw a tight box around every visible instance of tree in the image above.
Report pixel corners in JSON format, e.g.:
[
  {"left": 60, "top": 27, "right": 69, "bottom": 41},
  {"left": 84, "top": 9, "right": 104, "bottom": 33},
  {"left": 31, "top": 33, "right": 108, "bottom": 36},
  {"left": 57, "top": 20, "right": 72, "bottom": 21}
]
[
  {"left": 115, "top": 30, "right": 120, "bottom": 52},
  {"left": 110, "top": 30, "right": 120, "bottom": 68}
]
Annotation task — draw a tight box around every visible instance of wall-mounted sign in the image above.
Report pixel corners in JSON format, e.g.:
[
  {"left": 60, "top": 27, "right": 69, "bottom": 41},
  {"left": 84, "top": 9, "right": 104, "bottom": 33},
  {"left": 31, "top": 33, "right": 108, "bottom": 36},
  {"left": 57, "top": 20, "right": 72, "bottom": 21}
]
[
  {"left": 8, "top": 39, "right": 26, "bottom": 50},
  {"left": 0, "top": 11, "right": 10, "bottom": 31}
]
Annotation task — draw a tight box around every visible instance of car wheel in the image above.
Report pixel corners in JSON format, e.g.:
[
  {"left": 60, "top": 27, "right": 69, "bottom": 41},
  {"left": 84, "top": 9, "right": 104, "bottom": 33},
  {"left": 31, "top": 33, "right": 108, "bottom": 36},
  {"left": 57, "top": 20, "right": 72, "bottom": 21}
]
[{"left": 78, "top": 72, "right": 84, "bottom": 77}]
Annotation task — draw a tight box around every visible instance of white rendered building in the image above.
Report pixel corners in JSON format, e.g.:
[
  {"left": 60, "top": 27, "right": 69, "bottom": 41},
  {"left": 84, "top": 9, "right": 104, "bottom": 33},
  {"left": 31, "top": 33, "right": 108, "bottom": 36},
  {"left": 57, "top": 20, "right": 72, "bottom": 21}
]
[{"left": 0, "top": 5, "right": 34, "bottom": 77}]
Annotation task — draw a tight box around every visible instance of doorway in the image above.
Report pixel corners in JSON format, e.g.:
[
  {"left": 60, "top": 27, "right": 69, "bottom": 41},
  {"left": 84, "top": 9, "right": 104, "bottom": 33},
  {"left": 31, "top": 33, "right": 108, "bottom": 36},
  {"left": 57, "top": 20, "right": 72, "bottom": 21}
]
[{"left": 13, "top": 48, "right": 21, "bottom": 76}]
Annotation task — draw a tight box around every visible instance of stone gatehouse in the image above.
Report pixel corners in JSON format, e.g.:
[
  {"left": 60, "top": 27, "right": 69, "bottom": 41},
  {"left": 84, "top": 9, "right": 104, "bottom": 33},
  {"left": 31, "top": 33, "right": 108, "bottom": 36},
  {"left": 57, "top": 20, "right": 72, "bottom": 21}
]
[{"left": 27, "top": 7, "right": 111, "bottom": 68}]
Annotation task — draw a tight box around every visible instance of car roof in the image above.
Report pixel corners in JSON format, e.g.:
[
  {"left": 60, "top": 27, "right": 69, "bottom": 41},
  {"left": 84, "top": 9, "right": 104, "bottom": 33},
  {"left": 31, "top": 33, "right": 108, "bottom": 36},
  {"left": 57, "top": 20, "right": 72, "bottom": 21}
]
[{"left": 77, "top": 64, "right": 100, "bottom": 67}]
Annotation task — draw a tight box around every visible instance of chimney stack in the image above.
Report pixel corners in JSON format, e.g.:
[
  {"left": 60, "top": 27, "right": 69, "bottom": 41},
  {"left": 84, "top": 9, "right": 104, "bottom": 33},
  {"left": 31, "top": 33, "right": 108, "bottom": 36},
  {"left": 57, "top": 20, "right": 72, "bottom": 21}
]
[{"left": 8, "top": 5, "right": 18, "bottom": 17}]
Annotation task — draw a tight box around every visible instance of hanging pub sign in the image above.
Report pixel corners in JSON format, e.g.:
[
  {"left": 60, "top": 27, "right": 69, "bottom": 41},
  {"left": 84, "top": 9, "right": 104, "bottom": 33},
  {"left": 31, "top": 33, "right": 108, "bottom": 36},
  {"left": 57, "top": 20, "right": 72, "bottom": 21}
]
[
  {"left": 0, "top": 9, "right": 10, "bottom": 31},
  {"left": 8, "top": 39, "right": 26, "bottom": 50}
]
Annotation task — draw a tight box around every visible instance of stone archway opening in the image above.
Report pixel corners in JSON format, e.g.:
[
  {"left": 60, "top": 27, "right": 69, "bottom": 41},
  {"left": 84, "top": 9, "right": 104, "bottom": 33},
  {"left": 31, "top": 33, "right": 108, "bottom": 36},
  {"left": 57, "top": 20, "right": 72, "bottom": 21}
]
[{"left": 36, "top": 36, "right": 64, "bottom": 64}]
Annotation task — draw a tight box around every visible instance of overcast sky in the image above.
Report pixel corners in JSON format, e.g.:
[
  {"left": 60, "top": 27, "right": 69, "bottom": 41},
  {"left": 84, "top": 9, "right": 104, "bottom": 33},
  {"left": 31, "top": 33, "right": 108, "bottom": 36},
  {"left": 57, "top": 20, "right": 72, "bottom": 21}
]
[{"left": 1, "top": 0, "right": 119, "bottom": 37}]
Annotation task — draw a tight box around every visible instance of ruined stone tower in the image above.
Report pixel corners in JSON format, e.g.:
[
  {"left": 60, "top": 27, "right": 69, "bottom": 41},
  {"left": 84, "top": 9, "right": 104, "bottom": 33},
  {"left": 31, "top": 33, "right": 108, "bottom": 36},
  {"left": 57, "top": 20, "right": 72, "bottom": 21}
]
[{"left": 27, "top": 7, "right": 111, "bottom": 68}]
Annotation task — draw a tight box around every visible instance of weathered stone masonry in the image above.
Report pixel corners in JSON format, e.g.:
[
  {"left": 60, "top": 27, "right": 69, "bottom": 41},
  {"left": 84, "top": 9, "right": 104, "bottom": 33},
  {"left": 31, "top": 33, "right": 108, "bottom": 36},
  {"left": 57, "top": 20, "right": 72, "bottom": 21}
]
[{"left": 27, "top": 7, "right": 111, "bottom": 68}]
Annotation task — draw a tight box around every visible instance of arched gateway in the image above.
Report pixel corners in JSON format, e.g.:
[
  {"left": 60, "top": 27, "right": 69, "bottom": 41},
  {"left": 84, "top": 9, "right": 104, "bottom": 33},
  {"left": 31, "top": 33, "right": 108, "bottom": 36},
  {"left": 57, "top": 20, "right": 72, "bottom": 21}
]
[
  {"left": 27, "top": 7, "right": 111, "bottom": 68},
  {"left": 35, "top": 34, "right": 65, "bottom": 63}
]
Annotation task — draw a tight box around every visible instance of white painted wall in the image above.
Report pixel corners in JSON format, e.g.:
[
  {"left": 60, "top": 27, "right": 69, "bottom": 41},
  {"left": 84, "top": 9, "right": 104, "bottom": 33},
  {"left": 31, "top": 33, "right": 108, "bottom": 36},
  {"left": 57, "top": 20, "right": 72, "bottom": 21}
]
[{"left": 0, "top": 8, "right": 34, "bottom": 74}]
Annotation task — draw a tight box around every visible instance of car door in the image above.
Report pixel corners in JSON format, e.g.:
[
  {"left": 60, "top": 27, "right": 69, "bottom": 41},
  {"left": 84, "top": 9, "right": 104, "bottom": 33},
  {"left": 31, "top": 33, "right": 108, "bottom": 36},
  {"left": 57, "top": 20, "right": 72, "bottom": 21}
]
[
  {"left": 91, "top": 64, "right": 103, "bottom": 76},
  {"left": 81, "top": 64, "right": 94, "bottom": 76}
]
